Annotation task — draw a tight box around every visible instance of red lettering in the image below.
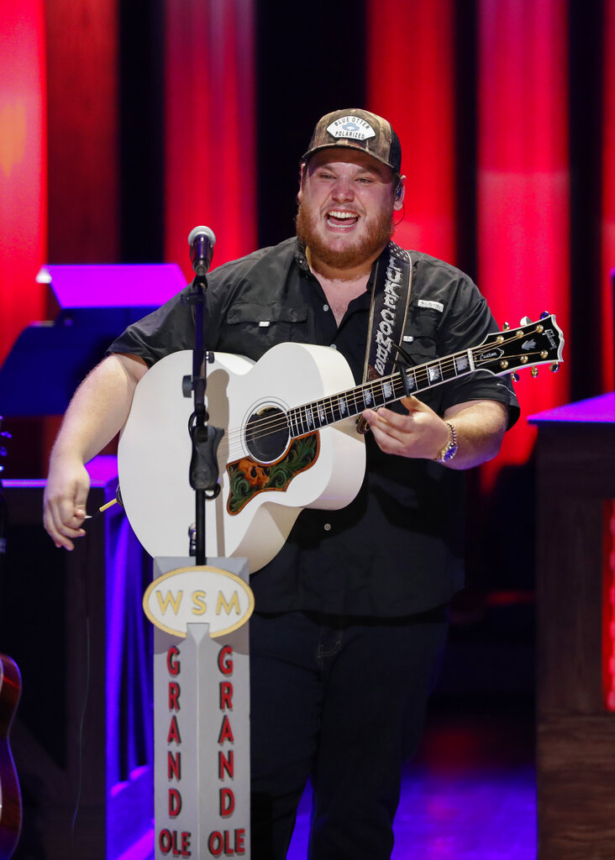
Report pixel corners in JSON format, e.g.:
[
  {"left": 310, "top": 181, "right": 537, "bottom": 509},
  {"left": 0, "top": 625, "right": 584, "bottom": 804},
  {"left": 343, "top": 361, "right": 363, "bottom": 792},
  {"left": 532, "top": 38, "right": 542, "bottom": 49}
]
[
  {"left": 223, "top": 829, "right": 235, "bottom": 854},
  {"left": 218, "top": 715, "right": 234, "bottom": 745},
  {"left": 167, "top": 715, "right": 182, "bottom": 744},
  {"left": 180, "top": 830, "right": 191, "bottom": 856},
  {"left": 159, "top": 829, "right": 172, "bottom": 854},
  {"left": 218, "top": 645, "right": 233, "bottom": 676},
  {"left": 169, "top": 788, "right": 182, "bottom": 817},
  {"left": 219, "top": 749, "right": 234, "bottom": 780},
  {"left": 208, "top": 831, "right": 223, "bottom": 856},
  {"left": 220, "top": 681, "right": 233, "bottom": 710},
  {"left": 169, "top": 681, "right": 181, "bottom": 711},
  {"left": 159, "top": 829, "right": 191, "bottom": 857},
  {"left": 167, "top": 646, "right": 180, "bottom": 676},
  {"left": 220, "top": 787, "right": 235, "bottom": 818},
  {"left": 207, "top": 830, "right": 244, "bottom": 856},
  {"left": 168, "top": 750, "right": 181, "bottom": 780}
]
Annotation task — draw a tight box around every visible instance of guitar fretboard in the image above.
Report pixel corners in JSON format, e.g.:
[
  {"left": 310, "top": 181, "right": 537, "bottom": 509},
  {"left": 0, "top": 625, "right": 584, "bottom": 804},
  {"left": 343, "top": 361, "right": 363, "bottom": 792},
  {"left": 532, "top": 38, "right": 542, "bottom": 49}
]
[{"left": 287, "top": 349, "right": 475, "bottom": 437}]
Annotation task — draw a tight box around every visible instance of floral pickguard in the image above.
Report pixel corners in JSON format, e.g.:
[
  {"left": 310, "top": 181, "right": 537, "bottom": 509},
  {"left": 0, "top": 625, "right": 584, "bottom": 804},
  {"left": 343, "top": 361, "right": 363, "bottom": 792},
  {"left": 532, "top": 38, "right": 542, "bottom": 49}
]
[{"left": 226, "top": 433, "right": 319, "bottom": 515}]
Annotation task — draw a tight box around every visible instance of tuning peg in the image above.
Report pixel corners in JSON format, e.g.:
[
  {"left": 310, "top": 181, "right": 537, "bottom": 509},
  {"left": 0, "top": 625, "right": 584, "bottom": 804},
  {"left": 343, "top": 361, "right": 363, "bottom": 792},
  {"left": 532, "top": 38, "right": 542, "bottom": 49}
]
[
  {"left": 531, "top": 366, "right": 539, "bottom": 377},
  {"left": 520, "top": 316, "right": 532, "bottom": 325},
  {"left": 511, "top": 372, "right": 520, "bottom": 382},
  {"left": 550, "top": 363, "right": 559, "bottom": 373},
  {"left": 502, "top": 322, "right": 510, "bottom": 331},
  {"left": 540, "top": 311, "right": 550, "bottom": 319}
]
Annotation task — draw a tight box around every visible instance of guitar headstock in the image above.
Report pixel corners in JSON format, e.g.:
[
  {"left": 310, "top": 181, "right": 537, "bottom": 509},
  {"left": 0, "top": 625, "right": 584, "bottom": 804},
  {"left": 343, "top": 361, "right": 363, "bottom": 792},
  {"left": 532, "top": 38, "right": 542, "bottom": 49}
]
[{"left": 472, "top": 313, "right": 564, "bottom": 379}]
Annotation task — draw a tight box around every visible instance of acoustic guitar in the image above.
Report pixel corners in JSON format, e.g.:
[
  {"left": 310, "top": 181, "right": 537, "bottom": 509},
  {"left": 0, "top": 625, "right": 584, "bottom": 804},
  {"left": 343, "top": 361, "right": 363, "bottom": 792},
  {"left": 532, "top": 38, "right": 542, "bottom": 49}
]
[{"left": 118, "top": 314, "right": 564, "bottom": 571}]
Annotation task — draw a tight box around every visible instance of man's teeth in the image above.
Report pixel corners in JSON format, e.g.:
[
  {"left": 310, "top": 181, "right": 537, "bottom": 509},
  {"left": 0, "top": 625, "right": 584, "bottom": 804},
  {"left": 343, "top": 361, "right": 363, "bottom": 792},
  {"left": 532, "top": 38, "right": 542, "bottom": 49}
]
[{"left": 327, "top": 211, "right": 359, "bottom": 222}]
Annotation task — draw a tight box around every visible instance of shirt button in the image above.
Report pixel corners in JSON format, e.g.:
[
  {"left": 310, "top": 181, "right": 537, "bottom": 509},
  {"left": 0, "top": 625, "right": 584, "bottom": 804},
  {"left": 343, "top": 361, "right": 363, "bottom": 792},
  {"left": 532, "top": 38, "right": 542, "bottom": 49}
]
[
  {"left": 330, "top": 344, "right": 337, "bottom": 350},
  {"left": 324, "top": 523, "right": 332, "bottom": 531},
  {"left": 323, "top": 303, "right": 330, "bottom": 312}
]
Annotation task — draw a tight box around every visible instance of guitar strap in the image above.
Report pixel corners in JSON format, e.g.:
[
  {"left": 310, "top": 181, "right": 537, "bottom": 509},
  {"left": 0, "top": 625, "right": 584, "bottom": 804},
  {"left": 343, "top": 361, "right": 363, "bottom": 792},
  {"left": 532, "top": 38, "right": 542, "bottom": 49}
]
[{"left": 357, "top": 242, "right": 413, "bottom": 434}]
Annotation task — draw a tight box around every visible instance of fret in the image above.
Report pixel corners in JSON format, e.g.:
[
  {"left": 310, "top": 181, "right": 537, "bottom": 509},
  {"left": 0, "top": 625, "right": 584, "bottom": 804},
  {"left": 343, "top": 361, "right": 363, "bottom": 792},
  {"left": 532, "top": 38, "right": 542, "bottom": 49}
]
[
  {"left": 290, "top": 352, "right": 479, "bottom": 438},
  {"left": 281, "top": 316, "right": 559, "bottom": 440},
  {"left": 427, "top": 362, "right": 442, "bottom": 384},
  {"left": 440, "top": 358, "right": 460, "bottom": 382},
  {"left": 326, "top": 398, "right": 336, "bottom": 424},
  {"left": 454, "top": 352, "right": 471, "bottom": 374},
  {"left": 289, "top": 355, "right": 478, "bottom": 438},
  {"left": 404, "top": 369, "right": 417, "bottom": 392},
  {"left": 348, "top": 390, "right": 362, "bottom": 415},
  {"left": 381, "top": 379, "right": 395, "bottom": 401},
  {"left": 362, "top": 387, "right": 375, "bottom": 409}
]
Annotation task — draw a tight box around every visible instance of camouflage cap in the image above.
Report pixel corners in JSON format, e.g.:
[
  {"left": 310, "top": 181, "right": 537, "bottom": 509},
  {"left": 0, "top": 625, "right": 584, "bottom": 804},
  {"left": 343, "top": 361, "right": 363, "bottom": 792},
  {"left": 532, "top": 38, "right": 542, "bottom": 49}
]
[{"left": 302, "top": 108, "right": 402, "bottom": 173}]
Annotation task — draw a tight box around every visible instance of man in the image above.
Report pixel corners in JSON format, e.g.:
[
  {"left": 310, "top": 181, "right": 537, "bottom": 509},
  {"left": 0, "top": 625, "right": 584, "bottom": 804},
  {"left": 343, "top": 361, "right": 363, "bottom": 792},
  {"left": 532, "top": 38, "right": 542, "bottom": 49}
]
[{"left": 44, "top": 108, "right": 518, "bottom": 859}]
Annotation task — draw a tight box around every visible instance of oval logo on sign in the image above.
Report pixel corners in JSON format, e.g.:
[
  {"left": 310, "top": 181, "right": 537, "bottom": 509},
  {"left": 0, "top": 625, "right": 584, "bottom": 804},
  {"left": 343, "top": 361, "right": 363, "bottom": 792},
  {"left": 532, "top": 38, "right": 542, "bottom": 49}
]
[{"left": 143, "top": 566, "right": 255, "bottom": 638}]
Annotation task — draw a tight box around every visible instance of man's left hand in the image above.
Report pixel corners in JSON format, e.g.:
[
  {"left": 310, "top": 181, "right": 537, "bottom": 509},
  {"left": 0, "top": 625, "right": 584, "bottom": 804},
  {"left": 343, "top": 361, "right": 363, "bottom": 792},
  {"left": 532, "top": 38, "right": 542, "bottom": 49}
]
[
  {"left": 362, "top": 396, "right": 509, "bottom": 469},
  {"left": 362, "top": 396, "right": 449, "bottom": 460}
]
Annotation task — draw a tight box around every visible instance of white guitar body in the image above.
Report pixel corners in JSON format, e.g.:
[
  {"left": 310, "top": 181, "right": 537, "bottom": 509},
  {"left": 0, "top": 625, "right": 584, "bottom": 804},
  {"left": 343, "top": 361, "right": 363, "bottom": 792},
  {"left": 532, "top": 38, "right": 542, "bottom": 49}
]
[{"left": 118, "top": 343, "right": 366, "bottom": 572}]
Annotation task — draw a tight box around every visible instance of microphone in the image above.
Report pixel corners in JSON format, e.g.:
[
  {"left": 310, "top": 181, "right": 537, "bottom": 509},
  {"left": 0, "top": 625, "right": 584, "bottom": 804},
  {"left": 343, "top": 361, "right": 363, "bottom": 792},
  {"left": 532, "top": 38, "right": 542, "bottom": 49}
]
[{"left": 188, "top": 225, "right": 216, "bottom": 276}]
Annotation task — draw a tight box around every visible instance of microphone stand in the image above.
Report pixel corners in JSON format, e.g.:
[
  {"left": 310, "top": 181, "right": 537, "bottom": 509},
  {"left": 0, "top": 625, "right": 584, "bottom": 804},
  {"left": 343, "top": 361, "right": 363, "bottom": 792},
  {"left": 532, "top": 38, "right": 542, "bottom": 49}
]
[{"left": 182, "top": 254, "right": 224, "bottom": 566}]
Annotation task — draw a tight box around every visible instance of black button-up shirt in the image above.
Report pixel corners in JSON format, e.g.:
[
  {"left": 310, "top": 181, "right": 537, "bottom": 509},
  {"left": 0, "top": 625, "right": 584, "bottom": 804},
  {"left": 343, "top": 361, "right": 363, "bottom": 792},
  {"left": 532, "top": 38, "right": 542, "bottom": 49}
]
[{"left": 109, "top": 238, "right": 518, "bottom": 617}]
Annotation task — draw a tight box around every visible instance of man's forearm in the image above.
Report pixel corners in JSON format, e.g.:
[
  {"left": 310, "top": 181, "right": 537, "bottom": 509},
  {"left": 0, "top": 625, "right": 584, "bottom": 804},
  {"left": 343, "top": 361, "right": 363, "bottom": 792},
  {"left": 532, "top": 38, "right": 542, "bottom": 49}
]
[
  {"left": 441, "top": 399, "right": 508, "bottom": 470},
  {"left": 44, "top": 353, "right": 148, "bottom": 549},
  {"left": 50, "top": 353, "right": 148, "bottom": 466}
]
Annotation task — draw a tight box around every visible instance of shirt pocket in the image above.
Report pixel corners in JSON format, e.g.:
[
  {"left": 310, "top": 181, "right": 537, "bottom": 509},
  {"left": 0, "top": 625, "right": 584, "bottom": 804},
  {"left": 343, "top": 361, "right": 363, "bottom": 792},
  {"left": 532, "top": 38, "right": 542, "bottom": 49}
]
[
  {"left": 398, "top": 309, "right": 443, "bottom": 413},
  {"left": 221, "top": 302, "right": 309, "bottom": 361}
]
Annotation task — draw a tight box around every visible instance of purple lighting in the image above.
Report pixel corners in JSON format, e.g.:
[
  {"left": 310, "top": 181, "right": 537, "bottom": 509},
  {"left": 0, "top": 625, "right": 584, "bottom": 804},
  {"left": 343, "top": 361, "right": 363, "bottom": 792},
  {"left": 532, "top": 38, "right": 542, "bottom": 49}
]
[
  {"left": 528, "top": 392, "right": 615, "bottom": 425},
  {"left": 37, "top": 263, "right": 187, "bottom": 309}
]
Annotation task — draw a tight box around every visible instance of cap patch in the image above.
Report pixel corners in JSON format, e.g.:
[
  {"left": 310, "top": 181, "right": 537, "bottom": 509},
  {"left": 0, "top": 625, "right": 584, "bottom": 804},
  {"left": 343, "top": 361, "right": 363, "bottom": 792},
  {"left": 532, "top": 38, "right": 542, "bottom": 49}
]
[{"left": 327, "top": 116, "right": 376, "bottom": 141}]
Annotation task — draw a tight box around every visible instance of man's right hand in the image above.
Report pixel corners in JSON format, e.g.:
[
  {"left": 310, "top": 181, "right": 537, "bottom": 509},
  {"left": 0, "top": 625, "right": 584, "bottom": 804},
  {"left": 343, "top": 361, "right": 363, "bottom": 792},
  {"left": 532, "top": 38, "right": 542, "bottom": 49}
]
[
  {"left": 43, "top": 456, "right": 91, "bottom": 550},
  {"left": 41, "top": 353, "right": 148, "bottom": 550}
]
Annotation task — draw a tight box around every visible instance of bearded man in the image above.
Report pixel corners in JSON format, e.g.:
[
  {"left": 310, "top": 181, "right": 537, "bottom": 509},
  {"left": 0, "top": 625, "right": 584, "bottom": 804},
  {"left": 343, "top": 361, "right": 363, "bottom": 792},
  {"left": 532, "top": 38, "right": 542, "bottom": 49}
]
[{"left": 44, "top": 109, "right": 518, "bottom": 859}]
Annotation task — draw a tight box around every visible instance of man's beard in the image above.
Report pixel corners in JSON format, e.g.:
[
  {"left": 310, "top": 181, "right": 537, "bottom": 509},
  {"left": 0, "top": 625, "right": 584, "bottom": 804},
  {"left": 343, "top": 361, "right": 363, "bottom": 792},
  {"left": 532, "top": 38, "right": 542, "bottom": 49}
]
[{"left": 295, "top": 199, "right": 395, "bottom": 272}]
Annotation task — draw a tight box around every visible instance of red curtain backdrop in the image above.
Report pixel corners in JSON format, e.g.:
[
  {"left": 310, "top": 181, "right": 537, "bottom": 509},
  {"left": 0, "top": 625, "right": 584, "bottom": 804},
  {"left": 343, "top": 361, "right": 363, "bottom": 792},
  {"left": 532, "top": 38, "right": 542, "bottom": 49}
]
[
  {"left": 0, "top": 0, "right": 46, "bottom": 367},
  {"left": 477, "top": 0, "right": 571, "bottom": 486},
  {"left": 365, "top": 0, "right": 456, "bottom": 266},
  {"left": 164, "top": 0, "right": 257, "bottom": 281},
  {"left": 45, "top": 0, "right": 119, "bottom": 266},
  {"left": 602, "top": 0, "right": 615, "bottom": 393}
]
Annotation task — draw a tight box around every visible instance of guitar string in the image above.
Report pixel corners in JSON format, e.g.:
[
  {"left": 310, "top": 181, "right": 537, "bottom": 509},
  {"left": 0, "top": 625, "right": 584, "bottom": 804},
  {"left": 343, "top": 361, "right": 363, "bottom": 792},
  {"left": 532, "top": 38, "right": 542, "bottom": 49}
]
[
  {"left": 214, "top": 323, "right": 554, "bottom": 452},
  {"left": 220, "top": 327, "right": 547, "bottom": 449},
  {"left": 221, "top": 340, "right": 551, "bottom": 461},
  {"left": 222, "top": 345, "right": 549, "bottom": 459},
  {"left": 221, "top": 343, "right": 485, "bottom": 447}
]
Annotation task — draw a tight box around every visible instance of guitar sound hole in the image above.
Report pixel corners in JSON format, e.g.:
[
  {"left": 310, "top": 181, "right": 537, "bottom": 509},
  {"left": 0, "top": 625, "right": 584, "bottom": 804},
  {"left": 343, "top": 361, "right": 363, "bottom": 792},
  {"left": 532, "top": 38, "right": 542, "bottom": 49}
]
[{"left": 245, "top": 407, "right": 290, "bottom": 463}]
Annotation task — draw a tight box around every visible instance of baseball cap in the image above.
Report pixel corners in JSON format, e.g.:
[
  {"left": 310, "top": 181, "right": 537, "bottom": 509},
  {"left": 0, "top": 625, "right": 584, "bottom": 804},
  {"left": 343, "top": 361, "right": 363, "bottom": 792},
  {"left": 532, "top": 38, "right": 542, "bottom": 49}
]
[{"left": 302, "top": 108, "right": 402, "bottom": 173}]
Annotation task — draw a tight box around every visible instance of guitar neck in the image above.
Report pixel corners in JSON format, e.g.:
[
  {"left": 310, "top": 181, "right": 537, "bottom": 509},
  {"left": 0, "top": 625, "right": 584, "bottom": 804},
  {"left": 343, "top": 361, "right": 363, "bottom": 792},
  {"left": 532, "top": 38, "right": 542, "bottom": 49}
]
[
  {"left": 282, "top": 313, "right": 564, "bottom": 438},
  {"left": 287, "top": 348, "right": 476, "bottom": 437}
]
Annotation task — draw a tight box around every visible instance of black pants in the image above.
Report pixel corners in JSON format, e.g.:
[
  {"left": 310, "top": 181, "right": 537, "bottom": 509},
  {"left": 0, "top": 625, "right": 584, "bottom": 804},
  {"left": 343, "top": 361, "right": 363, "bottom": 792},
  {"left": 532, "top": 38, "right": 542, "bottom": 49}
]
[{"left": 249, "top": 607, "right": 448, "bottom": 860}]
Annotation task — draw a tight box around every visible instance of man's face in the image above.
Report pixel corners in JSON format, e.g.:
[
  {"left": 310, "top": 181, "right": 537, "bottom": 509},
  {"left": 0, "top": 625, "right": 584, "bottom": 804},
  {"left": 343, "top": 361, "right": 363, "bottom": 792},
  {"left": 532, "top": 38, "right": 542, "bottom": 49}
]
[{"left": 296, "top": 148, "right": 404, "bottom": 273}]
